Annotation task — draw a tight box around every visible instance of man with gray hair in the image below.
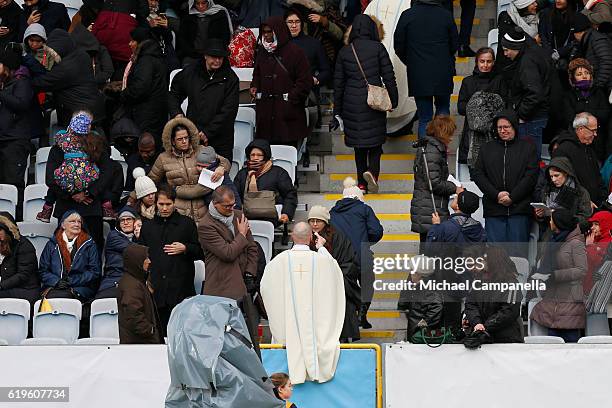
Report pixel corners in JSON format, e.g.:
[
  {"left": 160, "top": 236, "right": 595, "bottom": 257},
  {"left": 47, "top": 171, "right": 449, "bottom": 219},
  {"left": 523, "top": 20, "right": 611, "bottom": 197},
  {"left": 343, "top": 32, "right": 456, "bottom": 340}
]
[
  {"left": 553, "top": 112, "right": 607, "bottom": 206},
  {"left": 260, "top": 222, "right": 346, "bottom": 384}
]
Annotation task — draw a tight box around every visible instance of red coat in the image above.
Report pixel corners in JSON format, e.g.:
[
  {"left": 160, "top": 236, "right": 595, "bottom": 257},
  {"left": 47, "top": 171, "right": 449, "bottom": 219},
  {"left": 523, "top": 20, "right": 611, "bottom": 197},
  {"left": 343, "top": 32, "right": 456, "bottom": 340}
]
[
  {"left": 584, "top": 210, "right": 612, "bottom": 294},
  {"left": 92, "top": 11, "right": 137, "bottom": 63},
  {"left": 251, "top": 16, "right": 312, "bottom": 145}
]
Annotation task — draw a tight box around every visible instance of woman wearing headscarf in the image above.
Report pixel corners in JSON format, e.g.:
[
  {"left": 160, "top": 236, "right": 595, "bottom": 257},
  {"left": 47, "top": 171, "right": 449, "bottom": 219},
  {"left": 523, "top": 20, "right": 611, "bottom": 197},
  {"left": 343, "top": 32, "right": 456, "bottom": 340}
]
[
  {"left": 330, "top": 177, "right": 383, "bottom": 329},
  {"left": 250, "top": 16, "right": 312, "bottom": 147},
  {"left": 0, "top": 212, "right": 40, "bottom": 305},
  {"left": 177, "top": 0, "right": 232, "bottom": 66},
  {"left": 531, "top": 209, "right": 587, "bottom": 342},
  {"left": 333, "top": 13, "right": 398, "bottom": 193},
  {"left": 233, "top": 139, "right": 298, "bottom": 227},
  {"left": 308, "top": 205, "right": 361, "bottom": 342},
  {"left": 38, "top": 210, "right": 101, "bottom": 302}
]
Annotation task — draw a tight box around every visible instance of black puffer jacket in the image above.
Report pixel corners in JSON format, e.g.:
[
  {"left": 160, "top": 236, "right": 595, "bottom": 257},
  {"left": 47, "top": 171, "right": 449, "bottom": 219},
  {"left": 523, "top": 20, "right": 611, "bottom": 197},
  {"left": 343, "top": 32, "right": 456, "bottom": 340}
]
[
  {"left": 574, "top": 29, "right": 612, "bottom": 89},
  {"left": 31, "top": 29, "right": 105, "bottom": 126},
  {"left": 465, "top": 289, "right": 523, "bottom": 343},
  {"left": 168, "top": 60, "right": 239, "bottom": 161},
  {"left": 334, "top": 14, "right": 398, "bottom": 148},
  {"left": 552, "top": 129, "right": 607, "bottom": 205},
  {"left": 471, "top": 110, "right": 539, "bottom": 218},
  {"left": 410, "top": 135, "right": 456, "bottom": 234},
  {"left": 18, "top": 0, "right": 70, "bottom": 41},
  {"left": 507, "top": 42, "right": 552, "bottom": 121},
  {"left": 0, "top": 213, "right": 39, "bottom": 293},
  {"left": 538, "top": 5, "right": 576, "bottom": 62},
  {"left": 233, "top": 139, "right": 298, "bottom": 226},
  {"left": 70, "top": 24, "right": 114, "bottom": 87},
  {"left": 0, "top": 73, "right": 33, "bottom": 142},
  {"left": 121, "top": 39, "right": 168, "bottom": 139}
]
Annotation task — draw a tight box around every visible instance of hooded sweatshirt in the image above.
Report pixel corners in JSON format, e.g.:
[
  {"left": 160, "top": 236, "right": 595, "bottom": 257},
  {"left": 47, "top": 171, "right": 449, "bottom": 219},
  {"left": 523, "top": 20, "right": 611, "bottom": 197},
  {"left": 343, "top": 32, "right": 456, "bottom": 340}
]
[{"left": 23, "top": 23, "right": 61, "bottom": 71}]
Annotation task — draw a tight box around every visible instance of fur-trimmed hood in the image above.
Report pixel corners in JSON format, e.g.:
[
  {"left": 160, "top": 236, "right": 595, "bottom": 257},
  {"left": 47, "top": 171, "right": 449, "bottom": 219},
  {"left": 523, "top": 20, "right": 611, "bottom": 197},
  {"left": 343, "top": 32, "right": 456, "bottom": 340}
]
[
  {"left": 344, "top": 14, "right": 385, "bottom": 45},
  {"left": 286, "top": 0, "right": 324, "bottom": 13},
  {"left": 161, "top": 117, "right": 200, "bottom": 156},
  {"left": 0, "top": 212, "right": 19, "bottom": 241}
]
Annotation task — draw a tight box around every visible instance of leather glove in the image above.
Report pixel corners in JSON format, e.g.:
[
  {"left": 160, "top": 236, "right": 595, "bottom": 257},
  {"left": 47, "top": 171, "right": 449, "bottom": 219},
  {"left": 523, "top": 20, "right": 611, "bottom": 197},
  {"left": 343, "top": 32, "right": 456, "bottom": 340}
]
[{"left": 55, "top": 278, "right": 70, "bottom": 290}]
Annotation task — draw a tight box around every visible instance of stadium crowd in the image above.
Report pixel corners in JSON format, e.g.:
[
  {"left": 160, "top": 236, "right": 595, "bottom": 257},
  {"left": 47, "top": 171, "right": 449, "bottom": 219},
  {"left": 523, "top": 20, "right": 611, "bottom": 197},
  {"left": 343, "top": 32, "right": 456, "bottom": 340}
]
[{"left": 0, "top": 0, "right": 611, "bottom": 358}]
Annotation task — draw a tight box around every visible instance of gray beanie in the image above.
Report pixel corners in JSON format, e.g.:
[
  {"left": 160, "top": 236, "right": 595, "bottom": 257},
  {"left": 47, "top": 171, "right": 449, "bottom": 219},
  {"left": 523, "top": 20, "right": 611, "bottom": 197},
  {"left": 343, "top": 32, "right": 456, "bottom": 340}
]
[
  {"left": 196, "top": 146, "right": 217, "bottom": 166},
  {"left": 24, "top": 23, "right": 47, "bottom": 42}
]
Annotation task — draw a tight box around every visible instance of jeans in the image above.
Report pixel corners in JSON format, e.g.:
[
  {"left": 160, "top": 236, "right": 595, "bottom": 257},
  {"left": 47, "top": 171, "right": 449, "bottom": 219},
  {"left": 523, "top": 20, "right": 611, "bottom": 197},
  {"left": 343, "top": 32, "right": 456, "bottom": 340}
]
[
  {"left": 519, "top": 118, "right": 548, "bottom": 161},
  {"left": 485, "top": 215, "right": 530, "bottom": 256},
  {"left": 415, "top": 95, "right": 451, "bottom": 138},
  {"left": 548, "top": 328, "right": 581, "bottom": 343}
]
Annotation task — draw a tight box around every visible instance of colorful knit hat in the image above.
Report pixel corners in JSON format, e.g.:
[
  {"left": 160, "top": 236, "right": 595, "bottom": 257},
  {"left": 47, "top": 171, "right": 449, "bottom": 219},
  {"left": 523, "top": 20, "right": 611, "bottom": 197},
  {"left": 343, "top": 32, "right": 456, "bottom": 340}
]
[{"left": 69, "top": 112, "right": 93, "bottom": 135}]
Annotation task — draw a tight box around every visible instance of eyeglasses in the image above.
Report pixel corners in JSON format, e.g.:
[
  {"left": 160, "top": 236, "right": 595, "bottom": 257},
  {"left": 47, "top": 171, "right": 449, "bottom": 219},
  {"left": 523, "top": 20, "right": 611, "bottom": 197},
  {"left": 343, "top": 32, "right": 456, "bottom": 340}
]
[
  {"left": 119, "top": 218, "right": 134, "bottom": 223},
  {"left": 583, "top": 126, "right": 598, "bottom": 134},
  {"left": 497, "top": 125, "right": 512, "bottom": 130},
  {"left": 286, "top": 20, "right": 301, "bottom": 25},
  {"left": 217, "top": 202, "right": 235, "bottom": 209}
]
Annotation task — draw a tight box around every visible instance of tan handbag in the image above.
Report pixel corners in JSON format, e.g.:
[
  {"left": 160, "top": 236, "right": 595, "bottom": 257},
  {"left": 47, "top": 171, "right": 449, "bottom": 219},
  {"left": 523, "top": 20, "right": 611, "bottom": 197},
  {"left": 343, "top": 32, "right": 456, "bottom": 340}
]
[
  {"left": 351, "top": 44, "right": 392, "bottom": 112},
  {"left": 242, "top": 176, "right": 278, "bottom": 219}
]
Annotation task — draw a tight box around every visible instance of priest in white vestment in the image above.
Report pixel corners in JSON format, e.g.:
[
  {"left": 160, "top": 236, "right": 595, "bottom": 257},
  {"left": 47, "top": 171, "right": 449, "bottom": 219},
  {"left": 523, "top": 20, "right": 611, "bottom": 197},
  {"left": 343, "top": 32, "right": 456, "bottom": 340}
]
[
  {"left": 365, "top": 0, "right": 416, "bottom": 133},
  {"left": 260, "top": 222, "right": 345, "bottom": 385}
]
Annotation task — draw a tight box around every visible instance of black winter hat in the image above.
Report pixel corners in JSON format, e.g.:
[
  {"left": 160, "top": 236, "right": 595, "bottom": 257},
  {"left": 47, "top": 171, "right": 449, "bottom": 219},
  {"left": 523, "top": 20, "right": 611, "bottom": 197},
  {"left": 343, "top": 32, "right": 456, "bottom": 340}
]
[
  {"left": 500, "top": 28, "right": 526, "bottom": 50},
  {"left": 572, "top": 12, "right": 592, "bottom": 33},
  {"left": 204, "top": 39, "right": 229, "bottom": 57},
  {"left": 0, "top": 49, "right": 21, "bottom": 70},
  {"left": 552, "top": 209, "right": 577, "bottom": 231},
  {"left": 457, "top": 191, "right": 480, "bottom": 215}
]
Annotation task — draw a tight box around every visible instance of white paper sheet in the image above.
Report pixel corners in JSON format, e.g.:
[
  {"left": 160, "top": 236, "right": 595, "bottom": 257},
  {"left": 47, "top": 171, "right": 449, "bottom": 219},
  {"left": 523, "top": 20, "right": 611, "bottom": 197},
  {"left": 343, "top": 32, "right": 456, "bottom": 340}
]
[{"left": 198, "top": 169, "right": 223, "bottom": 190}]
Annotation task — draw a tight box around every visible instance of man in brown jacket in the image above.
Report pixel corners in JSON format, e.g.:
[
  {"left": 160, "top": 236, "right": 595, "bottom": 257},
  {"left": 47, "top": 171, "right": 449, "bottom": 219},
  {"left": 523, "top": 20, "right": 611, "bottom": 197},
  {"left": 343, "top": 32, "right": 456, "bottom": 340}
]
[
  {"left": 118, "top": 243, "right": 164, "bottom": 344},
  {"left": 198, "top": 185, "right": 260, "bottom": 354}
]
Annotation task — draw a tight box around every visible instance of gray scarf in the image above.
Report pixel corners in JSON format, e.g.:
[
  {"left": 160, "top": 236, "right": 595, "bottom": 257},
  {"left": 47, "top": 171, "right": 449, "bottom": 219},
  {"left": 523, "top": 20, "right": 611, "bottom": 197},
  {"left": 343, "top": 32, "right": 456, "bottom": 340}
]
[
  {"left": 188, "top": 0, "right": 233, "bottom": 32},
  {"left": 208, "top": 201, "right": 235, "bottom": 236},
  {"left": 507, "top": 3, "right": 539, "bottom": 39}
]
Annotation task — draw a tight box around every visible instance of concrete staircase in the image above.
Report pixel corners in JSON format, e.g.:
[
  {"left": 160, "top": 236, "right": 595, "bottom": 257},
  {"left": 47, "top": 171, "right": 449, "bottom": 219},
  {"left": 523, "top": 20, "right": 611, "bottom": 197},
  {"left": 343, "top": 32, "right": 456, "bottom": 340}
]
[{"left": 291, "top": 0, "right": 497, "bottom": 344}]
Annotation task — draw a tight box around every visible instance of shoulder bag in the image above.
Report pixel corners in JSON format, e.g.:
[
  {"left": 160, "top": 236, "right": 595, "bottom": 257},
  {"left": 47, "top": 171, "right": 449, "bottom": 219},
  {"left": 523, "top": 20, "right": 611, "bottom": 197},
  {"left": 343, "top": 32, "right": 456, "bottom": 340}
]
[{"left": 351, "top": 43, "right": 392, "bottom": 112}]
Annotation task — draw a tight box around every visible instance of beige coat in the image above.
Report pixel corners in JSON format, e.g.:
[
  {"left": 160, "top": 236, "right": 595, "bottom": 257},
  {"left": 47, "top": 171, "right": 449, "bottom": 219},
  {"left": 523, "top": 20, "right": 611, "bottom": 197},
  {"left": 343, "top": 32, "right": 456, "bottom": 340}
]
[
  {"left": 531, "top": 227, "right": 587, "bottom": 329},
  {"left": 148, "top": 117, "right": 230, "bottom": 225}
]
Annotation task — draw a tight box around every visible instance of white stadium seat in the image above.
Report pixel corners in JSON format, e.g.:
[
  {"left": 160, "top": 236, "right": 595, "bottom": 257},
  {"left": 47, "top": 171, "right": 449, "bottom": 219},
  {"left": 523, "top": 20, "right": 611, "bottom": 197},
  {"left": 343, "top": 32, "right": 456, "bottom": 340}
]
[
  {"left": 524, "top": 336, "right": 565, "bottom": 344},
  {"left": 271, "top": 145, "right": 298, "bottom": 185},
  {"left": 577, "top": 336, "right": 612, "bottom": 344},
  {"left": 90, "top": 298, "right": 119, "bottom": 339},
  {"left": 250, "top": 220, "right": 275, "bottom": 263},
  {"left": 33, "top": 298, "right": 82, "bottom": 344},
  {"left": 527, "top": 298, "right": 549, "bottom": 336},
  {"left": 17, "top": 221, "right": 56, "bottom": 263},
  {"left": 111, "top": 146, "right": 127, "bottom": 183},
  {"left": 76, "top": 337, "right": 120, "bottom": 345},
  {"left": 23, "top": 184, "right": 49, "bottom": 222},
  {"left": 35, "top": 146, "right": 51, "bottom": 184},
  {"left": 0, "top": 184, "right": 18, "bottom": 218},
  {"left": 232, "top": 67, "right": 254, "bottom": 82},
  {"left": 169, "top": 68, "right": 182, "bottom": 90},
  {"left": 194, "top": 260, "right": 206, "bottom": 294},
  {"left": 231, "top": 146, "right": 245, "bottom": 180},
  {"left": 0, "top": 299, "right": 31, "bottom": 345},
  {"left": 21, "top": 337, "right": 68, "bottom": 345},
  {"left": 488, "top": 28, "right": 498, "bottom": 51}
]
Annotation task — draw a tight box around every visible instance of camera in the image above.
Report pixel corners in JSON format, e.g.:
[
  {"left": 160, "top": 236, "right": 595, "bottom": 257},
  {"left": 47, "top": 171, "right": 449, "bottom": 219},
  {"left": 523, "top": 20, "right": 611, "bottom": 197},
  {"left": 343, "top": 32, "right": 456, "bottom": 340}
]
[{"left": 412, "top": 139, "right": 429, "bottom": 149}]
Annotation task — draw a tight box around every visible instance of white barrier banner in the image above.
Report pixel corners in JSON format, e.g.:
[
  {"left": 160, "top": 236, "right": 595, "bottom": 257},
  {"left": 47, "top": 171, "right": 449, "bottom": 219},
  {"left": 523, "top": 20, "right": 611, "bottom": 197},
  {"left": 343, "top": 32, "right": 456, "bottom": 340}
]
[
  {"left": 0, "top": 345, "right": 169, "bottom": 408},
  {"left": 384, "top": 343, "right": 612, "bottom": 408}
]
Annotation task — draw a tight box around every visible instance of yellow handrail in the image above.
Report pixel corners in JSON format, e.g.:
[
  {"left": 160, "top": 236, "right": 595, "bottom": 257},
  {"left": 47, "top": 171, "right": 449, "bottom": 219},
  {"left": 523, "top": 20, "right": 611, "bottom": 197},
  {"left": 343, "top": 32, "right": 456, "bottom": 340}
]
[{"left": 260, "top": 343, "right": 383, "bottom": 408}]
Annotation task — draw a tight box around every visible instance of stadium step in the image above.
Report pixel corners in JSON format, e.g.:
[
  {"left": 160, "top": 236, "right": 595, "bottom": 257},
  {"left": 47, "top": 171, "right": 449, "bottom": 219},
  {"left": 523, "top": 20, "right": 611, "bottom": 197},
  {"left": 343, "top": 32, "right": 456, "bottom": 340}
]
[{"left": 323, "top": 153, "right": 415, "bottom": 173}]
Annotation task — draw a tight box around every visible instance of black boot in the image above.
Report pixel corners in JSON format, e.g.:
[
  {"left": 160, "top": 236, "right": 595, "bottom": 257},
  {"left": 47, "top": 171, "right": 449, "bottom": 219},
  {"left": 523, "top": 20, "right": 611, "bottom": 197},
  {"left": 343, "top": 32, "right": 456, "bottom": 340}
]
[
  {"left": 457, "top": 45, "right": 476, "bottom": 58},
  {"left": 359, "top": 302, "right": 372, "bottom": 329}
]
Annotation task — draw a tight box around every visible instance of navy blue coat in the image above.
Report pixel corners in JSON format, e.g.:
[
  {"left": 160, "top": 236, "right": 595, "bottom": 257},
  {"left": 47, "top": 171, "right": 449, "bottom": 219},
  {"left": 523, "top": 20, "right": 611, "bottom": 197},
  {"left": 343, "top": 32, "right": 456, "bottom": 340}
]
[
  {"left": 18, "top": 0, "right": 70, "bottom": 41},
  {"left": 394, "top": 0, "right": 458, "bottom": 97},
  {"left": 426, "top": 213, "right": 486, "bottom": 243},
  {"left": 39, "top": 233, "right": 101, "bottom": 300},
  {"left": 98, "top": 228, "right": 133, "bottom": 293},
  {"left": 330, "top": 197, "right": 384, "bottom": 268}
]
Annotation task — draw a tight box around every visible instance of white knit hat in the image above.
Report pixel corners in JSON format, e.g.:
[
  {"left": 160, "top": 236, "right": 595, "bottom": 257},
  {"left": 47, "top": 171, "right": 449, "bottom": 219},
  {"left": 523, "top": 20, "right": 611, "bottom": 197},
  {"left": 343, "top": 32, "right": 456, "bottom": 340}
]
[
  {"left": 342, "top": 177, "right": 364, "bottom": 201},
  {"left": 513, "top": 0, "right": 534, "bottom": 9},
  {"left": 133, "top": 167, "right": 157, "bottom": 199},
  {"left": 308, "top": 205, "right": 330, "bottom": 224}
]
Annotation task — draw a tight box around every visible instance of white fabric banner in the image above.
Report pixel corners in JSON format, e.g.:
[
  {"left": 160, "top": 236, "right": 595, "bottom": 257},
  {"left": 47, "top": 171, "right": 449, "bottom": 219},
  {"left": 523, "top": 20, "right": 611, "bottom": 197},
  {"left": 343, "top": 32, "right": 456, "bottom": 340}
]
[
  {"left": 0, "top": 345, "right": 169, "bottom": 408},
  {"left": 385, "top": 343, "right": 612, "bottom": 408}
]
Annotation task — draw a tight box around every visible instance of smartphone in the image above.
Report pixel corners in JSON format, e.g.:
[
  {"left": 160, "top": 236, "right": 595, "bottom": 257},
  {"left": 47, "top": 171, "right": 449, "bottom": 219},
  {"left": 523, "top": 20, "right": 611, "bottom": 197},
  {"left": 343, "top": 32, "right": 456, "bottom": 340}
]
[{"left": 159, "top": 12, "right": 166, "bottom": 18}]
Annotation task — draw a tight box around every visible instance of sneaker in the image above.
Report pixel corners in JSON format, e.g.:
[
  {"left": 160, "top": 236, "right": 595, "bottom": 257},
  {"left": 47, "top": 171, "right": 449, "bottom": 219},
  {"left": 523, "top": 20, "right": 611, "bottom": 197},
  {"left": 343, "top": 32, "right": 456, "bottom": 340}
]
[
  {"left": 102, "top": 201, "right": 117, "bottom": 221},
  {"left": 36, "top": 203, "right": 53, "bottom": 223},
  {"left": 457, "top": 45, "right": 476, "bottom": 58},
  {"left": 363, "top": 171, "right": 379, "bottom": 194}
]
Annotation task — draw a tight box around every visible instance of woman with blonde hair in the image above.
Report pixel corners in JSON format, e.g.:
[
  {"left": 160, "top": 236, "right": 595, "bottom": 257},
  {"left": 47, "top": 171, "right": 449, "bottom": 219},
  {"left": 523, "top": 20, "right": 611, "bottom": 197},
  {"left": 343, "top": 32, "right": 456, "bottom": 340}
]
[{"left": 410, "top": 115, "right": 463, "bottom": 242}]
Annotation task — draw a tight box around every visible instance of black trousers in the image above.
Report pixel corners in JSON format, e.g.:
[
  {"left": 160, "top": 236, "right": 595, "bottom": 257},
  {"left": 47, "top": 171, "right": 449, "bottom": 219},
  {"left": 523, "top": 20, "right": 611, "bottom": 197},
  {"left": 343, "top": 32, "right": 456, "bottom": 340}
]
[
  {"left": 442, "top": 0, "right": 477, "bottom": 46},
  {"left": 354, "top": 146, "right": 383, "bottom": 187}
]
